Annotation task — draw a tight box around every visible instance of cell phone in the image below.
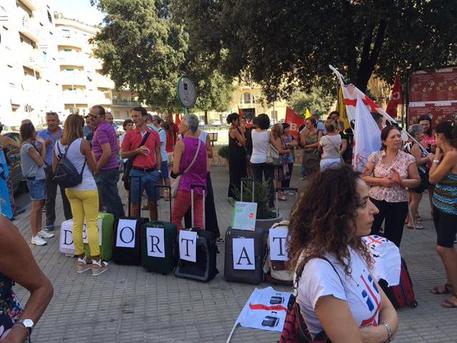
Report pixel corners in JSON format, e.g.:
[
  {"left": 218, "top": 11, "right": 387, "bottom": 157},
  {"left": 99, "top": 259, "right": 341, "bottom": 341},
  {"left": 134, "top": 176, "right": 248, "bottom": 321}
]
[{"left": 261, "top": 316, "right": 279, "bottom": 327}]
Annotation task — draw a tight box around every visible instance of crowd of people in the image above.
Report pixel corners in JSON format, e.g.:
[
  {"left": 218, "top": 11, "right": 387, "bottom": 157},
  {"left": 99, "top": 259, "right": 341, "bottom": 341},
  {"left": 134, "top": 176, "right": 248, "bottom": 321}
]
[{"left": 0, "top": 105, "right": 456, "bottom": 342}]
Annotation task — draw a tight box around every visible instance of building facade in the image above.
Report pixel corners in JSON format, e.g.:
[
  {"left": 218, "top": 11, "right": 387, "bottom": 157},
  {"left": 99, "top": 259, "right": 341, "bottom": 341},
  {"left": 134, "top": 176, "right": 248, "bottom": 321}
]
[{"left": 0, "top": 0, "right": 113, "bottom": 128}]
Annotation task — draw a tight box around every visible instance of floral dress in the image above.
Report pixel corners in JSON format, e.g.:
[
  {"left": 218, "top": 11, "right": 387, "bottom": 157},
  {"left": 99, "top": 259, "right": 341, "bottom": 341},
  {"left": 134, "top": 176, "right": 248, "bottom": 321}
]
[{"left": 0, "top": 272, "right": 23, "bottom": 339}]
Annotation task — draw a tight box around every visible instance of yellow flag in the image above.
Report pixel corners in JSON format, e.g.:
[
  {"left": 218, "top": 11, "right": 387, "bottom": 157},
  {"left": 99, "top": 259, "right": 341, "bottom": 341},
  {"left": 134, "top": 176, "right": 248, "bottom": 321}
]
[
  {"left": 338, "top": 86, "right": 350, "bottom": 129},
  {"left": 304, "top": 108, "right": 312, "bottom": 119}
]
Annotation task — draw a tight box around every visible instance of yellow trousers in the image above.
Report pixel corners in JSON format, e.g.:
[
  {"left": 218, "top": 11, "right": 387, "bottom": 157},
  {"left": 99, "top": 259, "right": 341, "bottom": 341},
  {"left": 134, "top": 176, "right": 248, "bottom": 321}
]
[{"left": 65, "top": 189, "right": 100, "bottom": 257}]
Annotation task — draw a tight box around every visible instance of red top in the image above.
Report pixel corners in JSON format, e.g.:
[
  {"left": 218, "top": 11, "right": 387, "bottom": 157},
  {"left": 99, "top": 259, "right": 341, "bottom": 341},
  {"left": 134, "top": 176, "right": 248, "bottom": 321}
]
[
  {"left": 121, "top": 128, "right": 160, "bottom": 169},
  {"left": 165, "top": 122, "right": 179, "bottom": 153}
]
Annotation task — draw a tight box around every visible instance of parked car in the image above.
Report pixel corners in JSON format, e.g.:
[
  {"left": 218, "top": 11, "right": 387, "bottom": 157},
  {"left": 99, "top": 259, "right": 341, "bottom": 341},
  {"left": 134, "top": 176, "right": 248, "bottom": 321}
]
[{"left": 3, "top": 132, "right": 24, "bottom": 194}]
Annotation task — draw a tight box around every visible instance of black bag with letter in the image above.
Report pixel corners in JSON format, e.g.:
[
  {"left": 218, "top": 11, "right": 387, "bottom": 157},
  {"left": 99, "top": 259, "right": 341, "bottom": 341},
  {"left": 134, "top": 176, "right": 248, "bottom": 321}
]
[
  {"left": 112, "top": 176, "right": 148, "bottom": 265},
  {"left": 175, "top": 185, "right": 218, "bottom": 282}
]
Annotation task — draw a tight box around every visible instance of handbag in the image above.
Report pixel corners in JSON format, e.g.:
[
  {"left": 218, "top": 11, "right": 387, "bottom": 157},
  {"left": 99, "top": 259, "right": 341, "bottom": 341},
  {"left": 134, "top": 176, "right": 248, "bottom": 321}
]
[
  {"left": 280, "top": 256, "right": 343, "bottom": 343},
  {"left": 170, "top": 139, "right": 201, "bottom": 197},
  {"left": 122, "top": 131, "right": 151, "bottom": 190},
  {"left": 266, "top": 133, "right": 282, "bottom": 166}
]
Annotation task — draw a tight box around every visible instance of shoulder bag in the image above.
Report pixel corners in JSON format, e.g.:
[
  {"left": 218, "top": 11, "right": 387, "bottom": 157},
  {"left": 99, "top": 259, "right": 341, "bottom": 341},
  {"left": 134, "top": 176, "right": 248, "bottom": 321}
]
[
  {"left": 266, "top": 132, "right": 282, "bottom": 166},
  {"left": 122, "top": 131, "right": 151, "bottom": 190},
  {"left": 170, "top": 139, "right": 201, "bottom": 197}
]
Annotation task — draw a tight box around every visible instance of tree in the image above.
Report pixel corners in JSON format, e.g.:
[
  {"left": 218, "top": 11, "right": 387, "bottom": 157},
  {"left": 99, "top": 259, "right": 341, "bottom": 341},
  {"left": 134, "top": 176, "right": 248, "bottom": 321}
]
[
  {"left": 288, "top": 87, "right": 335, "bottom": 117},
  {"left": 91, "top": 0, "right": 234, "bottom": 115},
  {"left": 173, "top": 0, "right": 457, "bottom": 99}
]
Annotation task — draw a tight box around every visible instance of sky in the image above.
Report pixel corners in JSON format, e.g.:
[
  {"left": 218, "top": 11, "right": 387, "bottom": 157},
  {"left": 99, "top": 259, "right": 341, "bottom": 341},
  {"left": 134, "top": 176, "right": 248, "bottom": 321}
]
[{"left": 52, "top": 0, "right": 105, "bottom": 26}]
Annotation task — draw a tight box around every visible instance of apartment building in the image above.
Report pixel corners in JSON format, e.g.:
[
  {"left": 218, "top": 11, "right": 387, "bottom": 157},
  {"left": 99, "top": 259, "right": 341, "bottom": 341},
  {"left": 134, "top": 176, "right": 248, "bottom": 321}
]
[{"left": 0, "top": 0, "right": 114, "bottom": 128}]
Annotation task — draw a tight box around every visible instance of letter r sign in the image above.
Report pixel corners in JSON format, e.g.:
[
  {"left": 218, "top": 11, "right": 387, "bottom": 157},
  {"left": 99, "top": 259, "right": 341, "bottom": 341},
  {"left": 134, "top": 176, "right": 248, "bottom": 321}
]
[{"left": 146, "top": 227, "right": 165, "bottom": 258}]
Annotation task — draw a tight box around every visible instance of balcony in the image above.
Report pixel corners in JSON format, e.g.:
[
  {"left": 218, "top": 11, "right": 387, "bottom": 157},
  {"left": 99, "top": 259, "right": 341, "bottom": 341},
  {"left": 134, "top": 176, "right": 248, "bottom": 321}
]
[
  {"left": 58, "top": 52, "right": 86, "bottom": 66},
  {"left": 60, "top": 72, "right": 88, "bottom": 86},
  {"left": 93, "top": 74, "right": 114, "bottom": 89},
  {"left": 89, "top": 94, "right": 112, "bottom": 106},
  {"left": 19, "top": 16, "right": 40, "bottom": 43},
  {"left": 62, "top": 91, "right": 88, "bottom": 105},
  {"left": 112, "top": 99, "right": 141, "bottom": 107},
  {"left": 21, "top": 48, "right": 41, "bottom": 71},
  {"left": 56, "top": 32, "right": 85, "bottom": 49}
]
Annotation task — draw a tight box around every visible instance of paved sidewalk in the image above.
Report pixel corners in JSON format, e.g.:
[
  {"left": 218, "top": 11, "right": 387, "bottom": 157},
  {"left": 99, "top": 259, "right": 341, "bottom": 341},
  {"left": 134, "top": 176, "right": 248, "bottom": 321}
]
[{"left": 12, "top": 166, "right": 457, "bottom": 342}]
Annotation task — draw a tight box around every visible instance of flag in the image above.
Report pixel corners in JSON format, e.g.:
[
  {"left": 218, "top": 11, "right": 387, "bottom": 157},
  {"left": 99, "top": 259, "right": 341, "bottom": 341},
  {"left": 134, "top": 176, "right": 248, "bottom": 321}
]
[
  {"left": 385, "top": 75, "right": 403, "bottom": 118},
  {"left": 174, "top": 114, "right": 181, "bottom": 126},
  {"left": 304, "top": 108, "right": 312, "bottom": 119},
  {"left": 337, "top": 86, "right": 350, "bottom": 129},
  {"left": 238, "top": 107, "right": 244, "bottom": 119},
  {"left": 353, "top": 95, "right": 381, "bottom": 171},
  {"left": 285, "top": 107, "right": 305, "bottom": 137}
]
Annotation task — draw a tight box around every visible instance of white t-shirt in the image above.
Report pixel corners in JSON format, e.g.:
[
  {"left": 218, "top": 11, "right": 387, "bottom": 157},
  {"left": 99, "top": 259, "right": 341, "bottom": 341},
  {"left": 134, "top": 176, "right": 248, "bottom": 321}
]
[
  {"left": 54, "top": 138, "right": 97, "bottom": 191},
  {"left": 250, "top": 130, "right": 269, "bottom": 164},
  {"left": 320, "top": 134, "right": 341, "bottom": 159},
  {"left": 297, "top": 247, "right": 381, "bottom": 338},
  {"left": 152, "top": 125, "right": 168, "bottom": 162}
]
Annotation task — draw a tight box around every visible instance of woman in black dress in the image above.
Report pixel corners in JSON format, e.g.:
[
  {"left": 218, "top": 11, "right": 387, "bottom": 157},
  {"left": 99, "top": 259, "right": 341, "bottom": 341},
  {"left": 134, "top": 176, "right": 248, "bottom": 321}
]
[{"left": 227, "top": 113, "right": 247, "bottom": 198}]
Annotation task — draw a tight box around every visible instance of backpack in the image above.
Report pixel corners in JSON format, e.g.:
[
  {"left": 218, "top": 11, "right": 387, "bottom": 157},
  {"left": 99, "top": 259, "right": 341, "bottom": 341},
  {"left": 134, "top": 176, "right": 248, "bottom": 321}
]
[{"left": 53, "top": 140, "right": 86, "bottom": 188}]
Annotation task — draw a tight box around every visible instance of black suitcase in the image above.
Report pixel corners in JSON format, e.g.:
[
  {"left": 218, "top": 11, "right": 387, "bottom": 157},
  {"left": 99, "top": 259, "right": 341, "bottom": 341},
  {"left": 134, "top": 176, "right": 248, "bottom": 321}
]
[
  {"left": 224, "top": 226, "right": 266, "bottom": 284},
  {"left": 141, "top": 185, "right": 178, "bottom": 274},
  {"left": 112, "top": 176, "right": 149, "bottom": 265},
  {"left": 175, "top": 185, "right": 219, "bottom": 282}
]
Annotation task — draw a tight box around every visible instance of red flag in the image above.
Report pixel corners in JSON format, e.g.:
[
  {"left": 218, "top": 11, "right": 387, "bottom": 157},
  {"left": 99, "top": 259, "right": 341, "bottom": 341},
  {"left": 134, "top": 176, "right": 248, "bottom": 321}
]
[
  {"left": 285, "top": 107, "right": 305, "bottom": 137},
  {"left": 386, "top": 75, "right": 403, "bottom": 118},
  {"left": 175, "top": 114, "right": 181, "bottom": 126},
  {"left": 238, "top": 107, "right": 244, "bottom": 119}
]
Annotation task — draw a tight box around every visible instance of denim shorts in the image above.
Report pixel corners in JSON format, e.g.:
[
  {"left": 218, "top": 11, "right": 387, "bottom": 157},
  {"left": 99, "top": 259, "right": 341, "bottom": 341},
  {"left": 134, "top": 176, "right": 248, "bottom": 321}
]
[
  {"left": 130, "top": 169, "right": 160, "bottom": 203},
  {"left": 161, "top": 161, "right": 169, "bottom": 180},
  {"left": 26, "top": 178, "right": 47, "bottom": 201}
]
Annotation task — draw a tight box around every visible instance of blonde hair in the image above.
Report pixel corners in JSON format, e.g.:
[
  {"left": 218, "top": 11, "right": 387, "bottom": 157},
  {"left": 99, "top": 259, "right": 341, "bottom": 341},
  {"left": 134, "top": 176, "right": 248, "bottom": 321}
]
[
  {"left": 271, "top": 123, "right": 283, "bottom": 139},
  {"left": 61, "top": 114, "right": 84, "bottom": 145}
]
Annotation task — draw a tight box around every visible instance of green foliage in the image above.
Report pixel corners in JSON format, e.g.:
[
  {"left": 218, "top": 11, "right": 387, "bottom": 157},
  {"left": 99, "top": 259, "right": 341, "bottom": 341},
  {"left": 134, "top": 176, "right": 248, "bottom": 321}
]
[
  {"left": 91, "top": 0, "right": 234, "bottom": 113},
  {"left": 173, "top": 0, "right": 457, "bottom": 98},
  {"left": 217, "top": 145, "right": 229, "bottom": 160},
  {"left": 233, "top": 180, "right": 277, "bottom": 219},
  {"left": 289, "top": 87, "right": 335, "bottom": 117}
]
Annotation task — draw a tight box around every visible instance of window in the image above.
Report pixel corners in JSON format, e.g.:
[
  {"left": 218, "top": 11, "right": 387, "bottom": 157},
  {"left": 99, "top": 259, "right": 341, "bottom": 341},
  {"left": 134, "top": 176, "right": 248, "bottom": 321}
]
[{"left": 243, "top": 93, "right": 252, "bottom": 104}]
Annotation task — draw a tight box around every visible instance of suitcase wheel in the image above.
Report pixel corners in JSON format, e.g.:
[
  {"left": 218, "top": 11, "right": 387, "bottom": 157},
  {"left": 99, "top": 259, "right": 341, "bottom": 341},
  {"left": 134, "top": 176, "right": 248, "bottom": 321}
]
[{"left": 410, "top": 301, "right": 418, "bottom": 308}]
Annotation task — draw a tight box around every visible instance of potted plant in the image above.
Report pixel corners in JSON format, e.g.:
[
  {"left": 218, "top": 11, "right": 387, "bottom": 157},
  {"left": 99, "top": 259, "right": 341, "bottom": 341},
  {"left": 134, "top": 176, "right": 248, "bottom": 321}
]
[{"left": 235, "top": 180, "right": 283, "bottom": 231}]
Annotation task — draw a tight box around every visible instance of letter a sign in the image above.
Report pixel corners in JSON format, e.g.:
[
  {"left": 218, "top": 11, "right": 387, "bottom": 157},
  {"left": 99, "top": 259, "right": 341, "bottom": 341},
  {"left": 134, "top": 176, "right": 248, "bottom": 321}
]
[
  {"left": 146, "top": 227, "right": 165, "bottom": 258},
  {"left": 233, "top": 238, "right": 255, "bottom": 270},
  {"left": 115, "top": 219, "right": 137, "bottom": 248}
]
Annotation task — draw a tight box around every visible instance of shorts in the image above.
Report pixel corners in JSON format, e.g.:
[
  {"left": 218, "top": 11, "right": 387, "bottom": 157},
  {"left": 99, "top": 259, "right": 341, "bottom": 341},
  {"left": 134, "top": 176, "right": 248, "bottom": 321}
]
[
  {"left": 26, "top": 178, "right": 47, "bottom": 201},
  {"left": 129, "top": 169, "right": 160, "bottom": 203},
  {"left": 432, "top": 207, "right": 457, "bottom": 248},
  {"left": 161, "top": 161, "right": 169, "bottom": 180}
]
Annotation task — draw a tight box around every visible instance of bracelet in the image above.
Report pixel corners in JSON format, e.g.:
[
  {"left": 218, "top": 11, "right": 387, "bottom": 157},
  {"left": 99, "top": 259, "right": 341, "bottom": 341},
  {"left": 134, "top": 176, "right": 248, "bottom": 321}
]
[{"left": 381, "top": 321, "right": 393, "bottom": 342}]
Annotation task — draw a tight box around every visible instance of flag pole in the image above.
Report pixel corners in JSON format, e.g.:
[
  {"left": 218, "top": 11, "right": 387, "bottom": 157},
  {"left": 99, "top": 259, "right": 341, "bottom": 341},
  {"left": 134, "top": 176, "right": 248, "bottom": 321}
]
[{"left": 226, "top": 322, "right": 239, "bottom": 343}]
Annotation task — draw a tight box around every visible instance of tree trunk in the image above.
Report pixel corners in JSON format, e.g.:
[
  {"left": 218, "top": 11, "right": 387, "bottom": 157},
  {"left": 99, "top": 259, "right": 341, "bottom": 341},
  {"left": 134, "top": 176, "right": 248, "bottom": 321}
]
[{"left": 204, "top": 110, "right": 208, "bottom": 125}]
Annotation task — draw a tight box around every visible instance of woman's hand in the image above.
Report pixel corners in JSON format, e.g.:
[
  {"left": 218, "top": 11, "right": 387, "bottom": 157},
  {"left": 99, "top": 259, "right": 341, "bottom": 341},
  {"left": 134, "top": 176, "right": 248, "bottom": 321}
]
[
  {"left": 380, "top": 177, "right": 395, "bottom": 187},
  {"left": 0, "top": 325, "right": 28, "bottom": 343},
  {"left": 390, "top": 169, "right": 402, "bottom": 186}
]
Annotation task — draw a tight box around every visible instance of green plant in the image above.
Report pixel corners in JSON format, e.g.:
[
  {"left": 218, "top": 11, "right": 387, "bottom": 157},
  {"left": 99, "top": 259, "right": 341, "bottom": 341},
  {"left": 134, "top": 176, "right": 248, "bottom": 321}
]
[
  {"left": 234, "top": 180, "right": 277, "bottom": 219},
  {"left": 217, "top": 145, "right": 230, "bottom": 160}
]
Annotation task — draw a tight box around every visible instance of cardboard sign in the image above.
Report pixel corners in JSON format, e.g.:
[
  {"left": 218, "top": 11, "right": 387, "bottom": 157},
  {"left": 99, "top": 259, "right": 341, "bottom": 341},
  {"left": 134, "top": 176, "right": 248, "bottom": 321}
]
[
  {"left": 115, "top": 219, "right": 137, "bottom": 248},
  {"left": 269, "top": 227, "right": 289, "bottom": 262},
  {"left": 233, "top": 238, "right": 255, "bottom": 270},
  {"left": 232, "top": 201, "right": 257, "bottom": 231},
  {"left": 146, "top": 227, "right": 165, "bottom": 258},
  {"left": 179, "top": 230, "right": 197, "bottom": 262}
]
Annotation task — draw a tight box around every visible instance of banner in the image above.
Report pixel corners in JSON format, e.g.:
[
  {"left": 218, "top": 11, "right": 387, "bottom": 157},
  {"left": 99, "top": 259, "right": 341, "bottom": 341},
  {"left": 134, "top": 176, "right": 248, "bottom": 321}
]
[
  {"left": 236, "top": 287, "right": 292, "bottom": 332},
  {"left": 353, "top": 94, "right": 381, "bottom": 171},
  {"left": 285, "top": 107, "right": 305, "bottom": 137},
  {"left": 386, "top": 75, "right": 403, "bottom": 118},
  {"left": 362, "top": 235, "right": 401, "bottom": 286},
  {"left": 337, "top": 86, "right": 351, "bottom": 129},
  {"left": 232, "top": 201, "right": 257, "bottom": 231}
]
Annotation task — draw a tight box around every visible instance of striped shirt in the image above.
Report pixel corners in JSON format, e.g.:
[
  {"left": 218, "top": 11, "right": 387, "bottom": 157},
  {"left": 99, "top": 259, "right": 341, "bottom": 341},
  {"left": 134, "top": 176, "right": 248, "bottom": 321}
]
[{"left": 432, "top": 172, "right": 457, "bottom": 215}]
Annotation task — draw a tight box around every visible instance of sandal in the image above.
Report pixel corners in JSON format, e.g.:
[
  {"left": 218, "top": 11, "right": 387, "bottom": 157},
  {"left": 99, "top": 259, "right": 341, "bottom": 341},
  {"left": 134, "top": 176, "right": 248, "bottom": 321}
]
[
  {"left": 441, "top": 294, "right": 457, "bottom": 308},
  {"left": 431, "top": 283, "right": 453, "bottom": 295}
]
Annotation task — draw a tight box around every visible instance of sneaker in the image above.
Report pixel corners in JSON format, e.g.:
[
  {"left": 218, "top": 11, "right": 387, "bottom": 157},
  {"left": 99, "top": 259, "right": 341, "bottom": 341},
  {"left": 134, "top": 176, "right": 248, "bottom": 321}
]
[
  {"left": 76, "top": 256, "right": 92, "bottom": 274},
  {"left": 91, "top": 259, "right": 108, "bottom": 276},
  {"left": 31, "top": 235, "right": 47, "bottom": 246},
  {"left": 38, "top": 230, "right": 55, "bottom": 239}
]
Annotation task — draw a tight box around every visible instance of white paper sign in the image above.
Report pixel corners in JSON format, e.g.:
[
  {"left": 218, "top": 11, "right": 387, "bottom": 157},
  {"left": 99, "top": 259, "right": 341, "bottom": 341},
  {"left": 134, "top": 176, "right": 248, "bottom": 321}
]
[
  {"left": 233, "top": 238, "right": 255, "bottom": 270},
  {"left": 115, "top": 219, "right": 137, "bottom": 248},
  {"left": 236, "top": 287, "right": 292, "bottom": 332},
  {"left": 179, "top": 230, "right": 197, "bottom": 262},
  {"left": 146, "top": 227, "right": 165, "bottom": 258},
  {"left": 59, "top": 219, "right": 75, "bottom": 254},
  {"left": 232, "top": 201, "right": 257, "bottom": 231},
  {"left": 269, "top": 227, "right": 289, "bottom": 262}
]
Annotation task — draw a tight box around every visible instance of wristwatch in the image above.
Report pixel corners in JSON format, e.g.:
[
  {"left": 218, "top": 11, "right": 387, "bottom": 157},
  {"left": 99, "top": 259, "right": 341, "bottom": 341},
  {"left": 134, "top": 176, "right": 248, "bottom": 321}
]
[{"left": 17, "top": 318, "right": 34, "bottom": 336}]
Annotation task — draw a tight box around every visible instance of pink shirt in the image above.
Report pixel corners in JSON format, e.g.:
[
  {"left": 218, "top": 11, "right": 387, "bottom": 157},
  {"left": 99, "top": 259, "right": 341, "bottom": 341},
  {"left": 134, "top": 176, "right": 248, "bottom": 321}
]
[{"left": 368, "top": 150, "right": 415, "bottom": 203}]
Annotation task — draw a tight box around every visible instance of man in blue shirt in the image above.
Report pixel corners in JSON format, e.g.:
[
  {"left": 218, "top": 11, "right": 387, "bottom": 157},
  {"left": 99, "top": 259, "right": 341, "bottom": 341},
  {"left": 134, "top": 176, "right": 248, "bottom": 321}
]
[{"left": 38, "top": 112, "right": 72, "bottom": 231}]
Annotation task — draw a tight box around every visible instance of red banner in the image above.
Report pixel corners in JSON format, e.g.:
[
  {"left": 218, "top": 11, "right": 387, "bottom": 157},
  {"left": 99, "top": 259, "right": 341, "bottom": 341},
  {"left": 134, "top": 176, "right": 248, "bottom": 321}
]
[
  {"left": 386, "top": 75, "right": 403, "bottom": 118},
  {"left": 285, "top": 107, "right": 305, "bottom": 137}
]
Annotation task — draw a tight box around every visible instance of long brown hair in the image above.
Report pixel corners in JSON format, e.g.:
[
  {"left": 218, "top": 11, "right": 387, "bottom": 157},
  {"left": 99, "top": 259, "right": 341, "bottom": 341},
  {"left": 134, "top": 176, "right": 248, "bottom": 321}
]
[
  {"left": 288, "top": 165, "right": 372, "bottom": 275},
  {"left": 61, "top": 114, "right": 84, "bottom": 145}
]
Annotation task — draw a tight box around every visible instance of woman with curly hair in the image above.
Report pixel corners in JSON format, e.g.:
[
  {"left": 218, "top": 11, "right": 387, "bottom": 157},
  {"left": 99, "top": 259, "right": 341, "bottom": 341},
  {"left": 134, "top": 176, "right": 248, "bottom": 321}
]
[{"left": 288, "top": 166, "right": 398, "bottom": 342}]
